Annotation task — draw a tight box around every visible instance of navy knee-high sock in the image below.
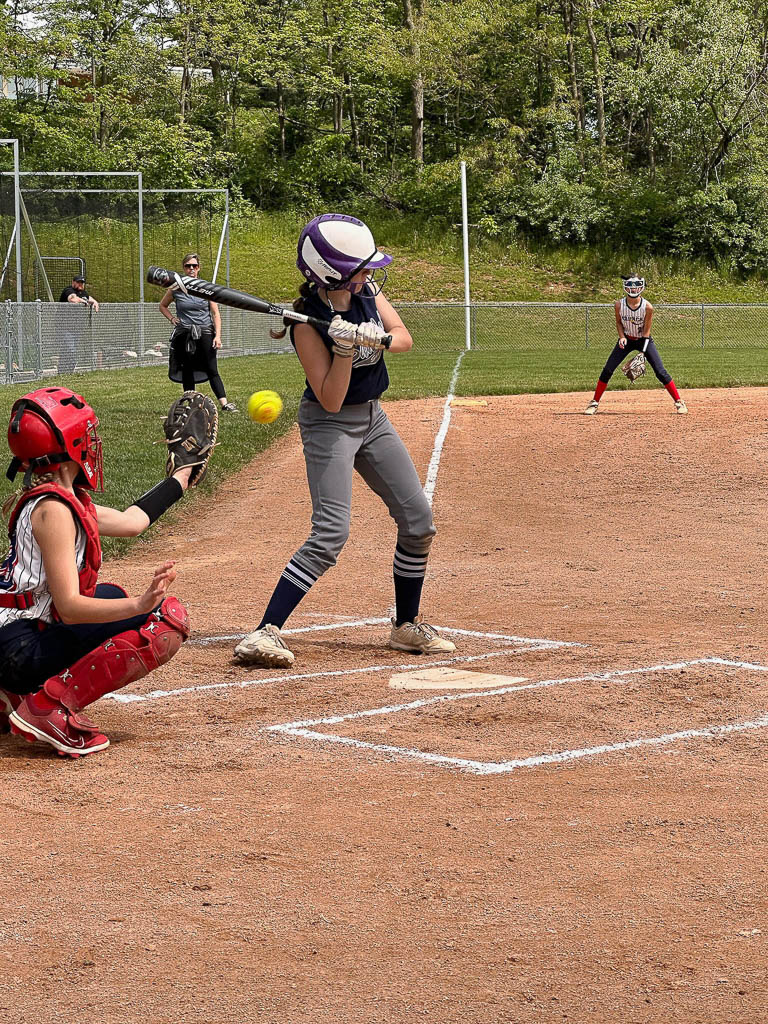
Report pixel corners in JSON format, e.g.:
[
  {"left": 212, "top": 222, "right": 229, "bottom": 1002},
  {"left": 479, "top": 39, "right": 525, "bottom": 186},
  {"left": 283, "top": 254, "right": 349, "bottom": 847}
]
[
  {"left": 393, "top": 543, "right": 429, "bottom": 626},
  {"left": 257, "top": 558, "right": 318, "bottom": 630}
]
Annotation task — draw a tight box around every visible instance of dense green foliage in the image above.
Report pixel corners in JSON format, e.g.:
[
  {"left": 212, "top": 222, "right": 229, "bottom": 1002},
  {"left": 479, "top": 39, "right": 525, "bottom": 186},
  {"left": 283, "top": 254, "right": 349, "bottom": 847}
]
[{"left": 3, "top": 0, "right": 768, "bottom": 271}]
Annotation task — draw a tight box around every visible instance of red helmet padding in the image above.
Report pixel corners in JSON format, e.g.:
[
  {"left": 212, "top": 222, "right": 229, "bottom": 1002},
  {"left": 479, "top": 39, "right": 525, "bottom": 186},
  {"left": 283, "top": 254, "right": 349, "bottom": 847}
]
[
  {"left": 43, "top": 596, "right": 190, "bottom": 712},
  {"left": 8, "top": 387, "right": 103, "bottom": 490}
]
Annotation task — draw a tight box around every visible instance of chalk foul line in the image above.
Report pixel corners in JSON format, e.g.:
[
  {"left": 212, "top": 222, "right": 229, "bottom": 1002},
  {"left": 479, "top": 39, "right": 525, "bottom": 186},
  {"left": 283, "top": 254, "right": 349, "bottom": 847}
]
[{"left": 264, "top": 656, "right": 768, "bottom": 775}]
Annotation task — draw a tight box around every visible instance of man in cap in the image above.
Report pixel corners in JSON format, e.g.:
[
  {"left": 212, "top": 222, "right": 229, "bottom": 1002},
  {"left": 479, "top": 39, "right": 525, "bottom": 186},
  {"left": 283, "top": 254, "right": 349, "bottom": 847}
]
[{"left": 57, "top": 274, "right": 99, "bottom": 373}]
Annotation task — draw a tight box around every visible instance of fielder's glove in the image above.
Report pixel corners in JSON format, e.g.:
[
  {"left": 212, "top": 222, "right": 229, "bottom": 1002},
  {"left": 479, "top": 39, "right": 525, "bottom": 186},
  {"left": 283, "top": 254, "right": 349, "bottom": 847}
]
[
  {"left": 622, "top": 352, "right": 646, "bottom": 384},
  {"left": 162, "top": 391, "right": 219, "bottom": 486}
]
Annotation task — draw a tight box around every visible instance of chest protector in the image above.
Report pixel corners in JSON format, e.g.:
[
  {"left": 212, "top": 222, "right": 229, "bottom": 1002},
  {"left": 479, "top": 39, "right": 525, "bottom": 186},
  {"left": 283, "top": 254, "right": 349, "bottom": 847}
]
[{"left": 0, "top": 484, "right": 102, "bottom": 610}]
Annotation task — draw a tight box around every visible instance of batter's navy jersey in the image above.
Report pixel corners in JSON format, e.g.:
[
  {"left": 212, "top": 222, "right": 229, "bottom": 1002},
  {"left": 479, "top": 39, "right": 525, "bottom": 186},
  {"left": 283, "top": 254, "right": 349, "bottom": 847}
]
[{"left": 290, "top": 285, "right": 389, "bottom": 405}]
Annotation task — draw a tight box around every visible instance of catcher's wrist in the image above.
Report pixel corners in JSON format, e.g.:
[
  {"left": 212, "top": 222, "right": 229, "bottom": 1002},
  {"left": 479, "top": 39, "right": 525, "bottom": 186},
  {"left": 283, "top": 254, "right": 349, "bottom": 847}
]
[{"left": 132, "top": 477, "right": 184, "bottom": 525}]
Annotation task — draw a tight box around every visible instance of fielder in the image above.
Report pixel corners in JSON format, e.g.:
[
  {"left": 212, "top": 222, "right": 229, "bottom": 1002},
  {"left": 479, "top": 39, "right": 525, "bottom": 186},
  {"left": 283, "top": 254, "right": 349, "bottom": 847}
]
[
  {"left": 0, "top": 386, "right": 218, "bottom": 757},
  {"left": 234, "top": 213, "right": 455, "bottom": 667},
  {"left": 584, "top": 276, "right": 688, "bottom": 415}
]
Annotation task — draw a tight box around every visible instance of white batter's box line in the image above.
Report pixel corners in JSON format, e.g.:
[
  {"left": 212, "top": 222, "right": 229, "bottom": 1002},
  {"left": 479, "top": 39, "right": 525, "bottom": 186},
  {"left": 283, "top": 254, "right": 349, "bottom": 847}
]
[
  {"left": 263, "top": 655, "right": 768, "bottom": 775},
  {"left": 107, "top": 643, "right": 556, "bottom": 705},
  {"left": 188, "top": 619, "right": 579, "bottom": 649}
]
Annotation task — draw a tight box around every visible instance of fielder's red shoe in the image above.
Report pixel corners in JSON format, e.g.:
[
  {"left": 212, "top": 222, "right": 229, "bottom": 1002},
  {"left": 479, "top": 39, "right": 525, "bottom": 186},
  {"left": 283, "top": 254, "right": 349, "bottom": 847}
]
[
  {"left": 0, "top": 689, "right": 21, "bottom": 734},
  {"left": 10, "top": 697, "right": 109, "bottom": 757}
]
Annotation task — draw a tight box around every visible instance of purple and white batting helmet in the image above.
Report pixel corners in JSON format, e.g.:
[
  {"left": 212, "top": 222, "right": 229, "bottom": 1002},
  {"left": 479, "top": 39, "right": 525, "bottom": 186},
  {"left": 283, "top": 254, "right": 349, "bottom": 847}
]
[{"left": 297, "top": 214, "right": 392, "bottom": 291}]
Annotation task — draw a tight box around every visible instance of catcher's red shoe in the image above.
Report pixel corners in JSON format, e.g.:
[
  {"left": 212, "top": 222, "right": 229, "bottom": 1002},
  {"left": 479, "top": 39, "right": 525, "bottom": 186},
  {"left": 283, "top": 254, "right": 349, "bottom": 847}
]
[
  {"left": 9, "top": 698, "right": 109, "bottom": 757},
  {"left": 0, "top": 689, "right": 21, "bottom": 734}
]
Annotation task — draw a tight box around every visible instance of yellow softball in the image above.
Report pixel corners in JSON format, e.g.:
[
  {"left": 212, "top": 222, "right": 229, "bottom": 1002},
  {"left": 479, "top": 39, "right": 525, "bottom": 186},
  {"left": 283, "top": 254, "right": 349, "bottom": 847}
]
[{"left": 247, "top": 389, "right": 283, "bottom": 424}]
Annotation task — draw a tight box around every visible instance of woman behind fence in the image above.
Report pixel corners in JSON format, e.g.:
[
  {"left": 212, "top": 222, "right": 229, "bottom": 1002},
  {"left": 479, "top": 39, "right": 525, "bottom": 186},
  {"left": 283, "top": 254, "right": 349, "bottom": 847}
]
[{"left": 158, "top": 253, "right": 237, "bottom": 412}]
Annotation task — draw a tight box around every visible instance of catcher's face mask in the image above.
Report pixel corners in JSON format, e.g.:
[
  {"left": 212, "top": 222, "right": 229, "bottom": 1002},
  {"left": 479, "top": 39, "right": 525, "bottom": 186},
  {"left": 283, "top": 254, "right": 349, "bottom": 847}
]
[
  {"left": 623, "top": 276, "right": 645, "bottom": 298},
  {"left": 7, "top": 387, "right": 104, "bottom": 490}
]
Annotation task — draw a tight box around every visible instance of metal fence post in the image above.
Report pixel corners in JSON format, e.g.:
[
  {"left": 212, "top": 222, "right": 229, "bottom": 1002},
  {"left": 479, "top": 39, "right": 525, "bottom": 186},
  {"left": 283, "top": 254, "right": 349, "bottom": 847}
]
[
  {"left": 585, "top": 306, "right": 590, "bottom": 349},
  {"left": 5, "top": 301, "right": 13, "bottom": 384},
  {"left": 701, "top": 304, "right": 705, "bottom": 348},
  {"left": 36, "top": 299, "right": 43, "bottom": 376}
]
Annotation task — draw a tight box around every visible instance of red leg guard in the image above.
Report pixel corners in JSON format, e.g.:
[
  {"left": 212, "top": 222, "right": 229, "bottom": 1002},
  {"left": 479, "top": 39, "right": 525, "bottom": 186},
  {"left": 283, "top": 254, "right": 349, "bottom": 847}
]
[{"left": 44, "top": 596, "right": 190, "bottom": 713}]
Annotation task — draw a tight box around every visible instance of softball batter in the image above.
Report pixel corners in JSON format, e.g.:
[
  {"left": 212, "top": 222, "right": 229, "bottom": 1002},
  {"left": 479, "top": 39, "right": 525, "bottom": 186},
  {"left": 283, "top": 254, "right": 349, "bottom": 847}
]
[
  {"left": 234, "top": 214, "right": 455, "bottom": 667},
  {"left": 584, "top": 276, "right": 688, "bottom": 415}
]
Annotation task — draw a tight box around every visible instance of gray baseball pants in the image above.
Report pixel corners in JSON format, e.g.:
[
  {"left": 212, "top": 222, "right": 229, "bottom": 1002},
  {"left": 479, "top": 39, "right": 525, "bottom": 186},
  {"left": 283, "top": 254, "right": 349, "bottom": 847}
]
[{"left": 293, "top": 398, "right": 436, "bottom": 579}]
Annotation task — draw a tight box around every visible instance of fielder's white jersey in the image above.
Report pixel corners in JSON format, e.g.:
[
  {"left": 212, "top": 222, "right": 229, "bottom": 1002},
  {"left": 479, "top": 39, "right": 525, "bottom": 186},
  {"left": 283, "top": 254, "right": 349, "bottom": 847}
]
[
  {"left": 619, "top": 297, "right": 648, "bottom": 339},
  {"left": 0, "top": 495, "right": 87, "bottom": 626}
]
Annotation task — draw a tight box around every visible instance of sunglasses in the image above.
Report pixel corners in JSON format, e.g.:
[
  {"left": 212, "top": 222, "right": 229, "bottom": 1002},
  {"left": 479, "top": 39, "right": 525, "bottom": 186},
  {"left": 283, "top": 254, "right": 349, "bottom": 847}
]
[{"left": 184, "top": 263, "right": 199, "bottom": 269}]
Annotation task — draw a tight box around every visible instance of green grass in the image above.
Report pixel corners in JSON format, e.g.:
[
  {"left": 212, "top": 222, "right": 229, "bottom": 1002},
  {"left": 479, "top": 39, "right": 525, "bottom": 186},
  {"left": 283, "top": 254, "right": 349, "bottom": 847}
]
[
  {"left": 1, "top": 327, "right": 766, "bottom": 559},
  {"left": 6, "top": 208, "right": 768, "bottom": 304},
  {"left": 0, "top": 356, "right": 307, "bottom": 557}
]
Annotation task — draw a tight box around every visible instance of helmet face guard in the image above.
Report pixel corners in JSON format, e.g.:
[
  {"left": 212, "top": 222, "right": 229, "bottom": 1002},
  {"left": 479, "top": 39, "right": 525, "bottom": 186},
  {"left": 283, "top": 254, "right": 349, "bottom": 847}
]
[
  {"left": 7, "top": 387, "right": 104, "bottom": 490},
  {"left": 297, "top": 214, "right": 392, "bottom": 293},
  {"left": 623, "top": 276, "right": 645, "bottom": 298}
]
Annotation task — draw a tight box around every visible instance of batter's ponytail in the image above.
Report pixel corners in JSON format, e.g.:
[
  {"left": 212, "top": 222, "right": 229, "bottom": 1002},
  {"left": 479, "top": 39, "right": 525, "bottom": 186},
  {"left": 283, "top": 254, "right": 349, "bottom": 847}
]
[{"left": 270, "top": 282, "right": 313, "bottom": 340}]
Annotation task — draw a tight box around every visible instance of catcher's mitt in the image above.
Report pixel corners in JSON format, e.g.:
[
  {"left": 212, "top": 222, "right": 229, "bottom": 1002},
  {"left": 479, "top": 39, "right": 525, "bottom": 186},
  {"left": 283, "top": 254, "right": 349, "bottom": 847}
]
[
  {"left": 622, "top": 352, "right": 646, "bottom": 384},
  {"left": 163, "top": 391, "right": 218, "bottom": 486}
]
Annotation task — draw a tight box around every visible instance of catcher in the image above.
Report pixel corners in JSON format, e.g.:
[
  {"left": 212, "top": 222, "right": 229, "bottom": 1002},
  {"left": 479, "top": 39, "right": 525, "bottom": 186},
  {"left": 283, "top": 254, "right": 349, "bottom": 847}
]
[
  {"left": 0, "top": 387, "right": 217, "bottom": 758},
  {"left": 584, "top": 276, "right": 688, "bottom": 415}
]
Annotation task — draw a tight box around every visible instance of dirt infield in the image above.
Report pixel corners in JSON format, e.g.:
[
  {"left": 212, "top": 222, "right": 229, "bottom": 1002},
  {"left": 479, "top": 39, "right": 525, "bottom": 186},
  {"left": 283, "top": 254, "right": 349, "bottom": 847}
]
[{"left": 3, "top": 387, "right": 768, "bottom": 1023}]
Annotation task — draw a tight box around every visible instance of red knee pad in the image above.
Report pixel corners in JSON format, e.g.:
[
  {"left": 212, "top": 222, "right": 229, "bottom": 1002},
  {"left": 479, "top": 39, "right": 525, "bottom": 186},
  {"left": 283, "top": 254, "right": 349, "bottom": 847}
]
[{"left": 44, "top": 595, "right": 190, "bottom": 712}]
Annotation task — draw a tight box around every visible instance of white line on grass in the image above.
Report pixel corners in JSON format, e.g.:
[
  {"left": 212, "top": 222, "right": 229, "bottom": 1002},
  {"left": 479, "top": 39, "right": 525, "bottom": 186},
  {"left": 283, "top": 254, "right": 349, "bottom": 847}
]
[
  {"left": 424, "top": 349, "right": 466, "bottom": 507},
  {"left": 265, "top": 656, "right": 768, "bottom": 774}
]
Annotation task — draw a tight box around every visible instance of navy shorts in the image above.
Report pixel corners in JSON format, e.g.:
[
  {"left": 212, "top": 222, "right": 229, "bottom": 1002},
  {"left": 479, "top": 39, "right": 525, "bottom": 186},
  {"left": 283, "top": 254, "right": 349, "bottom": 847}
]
[{"left": 0, "top": 583, "right": 152, "bottom": 695}]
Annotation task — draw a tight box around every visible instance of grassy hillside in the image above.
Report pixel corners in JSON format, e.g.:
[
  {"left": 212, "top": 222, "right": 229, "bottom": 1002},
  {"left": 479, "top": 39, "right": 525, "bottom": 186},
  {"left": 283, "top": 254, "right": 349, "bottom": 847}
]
[{"left": 5, "top": 209, "right": 768, "bottom": 305}]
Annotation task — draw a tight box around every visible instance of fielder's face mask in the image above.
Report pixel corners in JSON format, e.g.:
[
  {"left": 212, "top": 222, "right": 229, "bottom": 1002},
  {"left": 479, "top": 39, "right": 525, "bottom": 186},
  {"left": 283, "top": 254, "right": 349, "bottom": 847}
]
[{"left": 623, "top": 276, "right": 645, "bottom": 298}]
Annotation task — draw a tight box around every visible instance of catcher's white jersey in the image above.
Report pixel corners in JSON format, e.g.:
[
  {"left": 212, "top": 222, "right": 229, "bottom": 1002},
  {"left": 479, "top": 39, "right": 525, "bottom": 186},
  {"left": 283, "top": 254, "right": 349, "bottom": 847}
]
[
  {"left": 619, "top": 297, "right": 647, "bottom": 338},
  {"left": 0, "top": 495, "right": 87, "bottom": 626}
]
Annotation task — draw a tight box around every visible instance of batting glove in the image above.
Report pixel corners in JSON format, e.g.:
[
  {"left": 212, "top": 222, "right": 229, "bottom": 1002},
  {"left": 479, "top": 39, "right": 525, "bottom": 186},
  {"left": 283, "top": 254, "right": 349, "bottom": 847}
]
[
  {"left": 355, "top": 322, "right": 390, "bottom": 349},
  {"left": 328, "top": 316, "right": 357, "bottom": 357}
]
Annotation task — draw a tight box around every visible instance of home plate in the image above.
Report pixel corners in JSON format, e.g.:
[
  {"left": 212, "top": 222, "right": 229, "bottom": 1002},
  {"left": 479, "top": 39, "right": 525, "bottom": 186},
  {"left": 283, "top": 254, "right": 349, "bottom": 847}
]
[{"left": 389, "top": 667, "right": 527, "bottom": 691}]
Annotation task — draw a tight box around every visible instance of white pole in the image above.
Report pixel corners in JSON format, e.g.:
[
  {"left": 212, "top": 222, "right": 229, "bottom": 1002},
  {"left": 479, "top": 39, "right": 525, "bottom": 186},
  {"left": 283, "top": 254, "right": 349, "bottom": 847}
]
[
  {"left": 137, "top": 171, "right": 144, "bottom": 303},
  {"left": 460, "top": 160, "right": 471, "bottom": 350},
  {"left": 0, "top": 140, "right": 23, "bottom": 302}
]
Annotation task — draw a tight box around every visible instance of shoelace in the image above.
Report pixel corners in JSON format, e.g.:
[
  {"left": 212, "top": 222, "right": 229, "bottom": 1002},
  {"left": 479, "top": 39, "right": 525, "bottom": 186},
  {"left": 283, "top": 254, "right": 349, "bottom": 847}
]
[
  {"left": 413, "top": 621, "right": 437, "bottom": 639},
  {"left": 265, "top": 626, "right": 289, "bottom": 649}
]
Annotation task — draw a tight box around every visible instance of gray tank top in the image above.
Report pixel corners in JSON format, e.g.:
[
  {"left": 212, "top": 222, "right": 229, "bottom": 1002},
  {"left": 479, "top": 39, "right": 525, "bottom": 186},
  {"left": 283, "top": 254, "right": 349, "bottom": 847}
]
[{"left": 173, "top": 291, "right": 213, "bottom": 328}]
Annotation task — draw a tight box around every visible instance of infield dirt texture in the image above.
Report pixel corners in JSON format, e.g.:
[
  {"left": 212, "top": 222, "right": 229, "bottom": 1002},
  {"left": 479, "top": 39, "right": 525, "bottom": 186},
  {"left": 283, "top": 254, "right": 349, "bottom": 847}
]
[{"left": 2, "top": 387, "right": 767, "bottom": 1022}]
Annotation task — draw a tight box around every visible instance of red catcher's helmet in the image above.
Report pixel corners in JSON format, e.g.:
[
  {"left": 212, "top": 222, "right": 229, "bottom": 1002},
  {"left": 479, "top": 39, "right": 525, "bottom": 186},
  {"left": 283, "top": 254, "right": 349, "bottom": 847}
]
[{"left": 6, "top": 387, "right": 103, "bottom": 490}]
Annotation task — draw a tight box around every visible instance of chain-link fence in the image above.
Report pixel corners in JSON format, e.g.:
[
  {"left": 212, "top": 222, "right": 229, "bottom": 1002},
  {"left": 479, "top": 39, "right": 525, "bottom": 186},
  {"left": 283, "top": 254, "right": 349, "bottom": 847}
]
[
  {"left": 0, "top": 301, "right": 292, "bottom": 382},
  {"left": 397, "top": 302, "right": 768, "bottom": 353},
  {"left": 1, "top": 301, "right": 766, "bottom": 384}
]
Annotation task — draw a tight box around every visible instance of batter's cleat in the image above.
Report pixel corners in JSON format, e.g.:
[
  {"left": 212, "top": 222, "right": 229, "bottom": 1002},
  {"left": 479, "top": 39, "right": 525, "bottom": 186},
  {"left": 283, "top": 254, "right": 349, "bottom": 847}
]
[
  {"left": 9, "top": 698, "right": 109, "bottom": 757},
  {"left": 584, "top": 400, "right": 599, "bottom": 415},
  {"left": 233, "top": 624, "right": 295, "bottom": 667},
  {"left": 0, "top": 689, "right": 21, "bottom": 734},
  {"left": 675, "top": 399, "right": 688, "bottom": 414},
  {"left": 389, "top": 617, "right": 456, "bottom": 655}
]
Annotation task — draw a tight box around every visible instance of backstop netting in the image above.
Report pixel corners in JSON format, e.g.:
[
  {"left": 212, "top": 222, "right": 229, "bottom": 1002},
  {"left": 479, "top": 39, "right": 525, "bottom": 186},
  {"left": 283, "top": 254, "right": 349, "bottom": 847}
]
[{"left": 0, "top": 173, "right": 229, "bottom": 303}]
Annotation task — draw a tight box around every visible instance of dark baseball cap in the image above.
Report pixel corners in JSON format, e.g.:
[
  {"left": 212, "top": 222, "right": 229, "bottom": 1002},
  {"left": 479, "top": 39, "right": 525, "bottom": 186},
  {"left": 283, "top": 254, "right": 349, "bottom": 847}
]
[{"left": 73, "top": 275, "right": 86, "bottom": 282}]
